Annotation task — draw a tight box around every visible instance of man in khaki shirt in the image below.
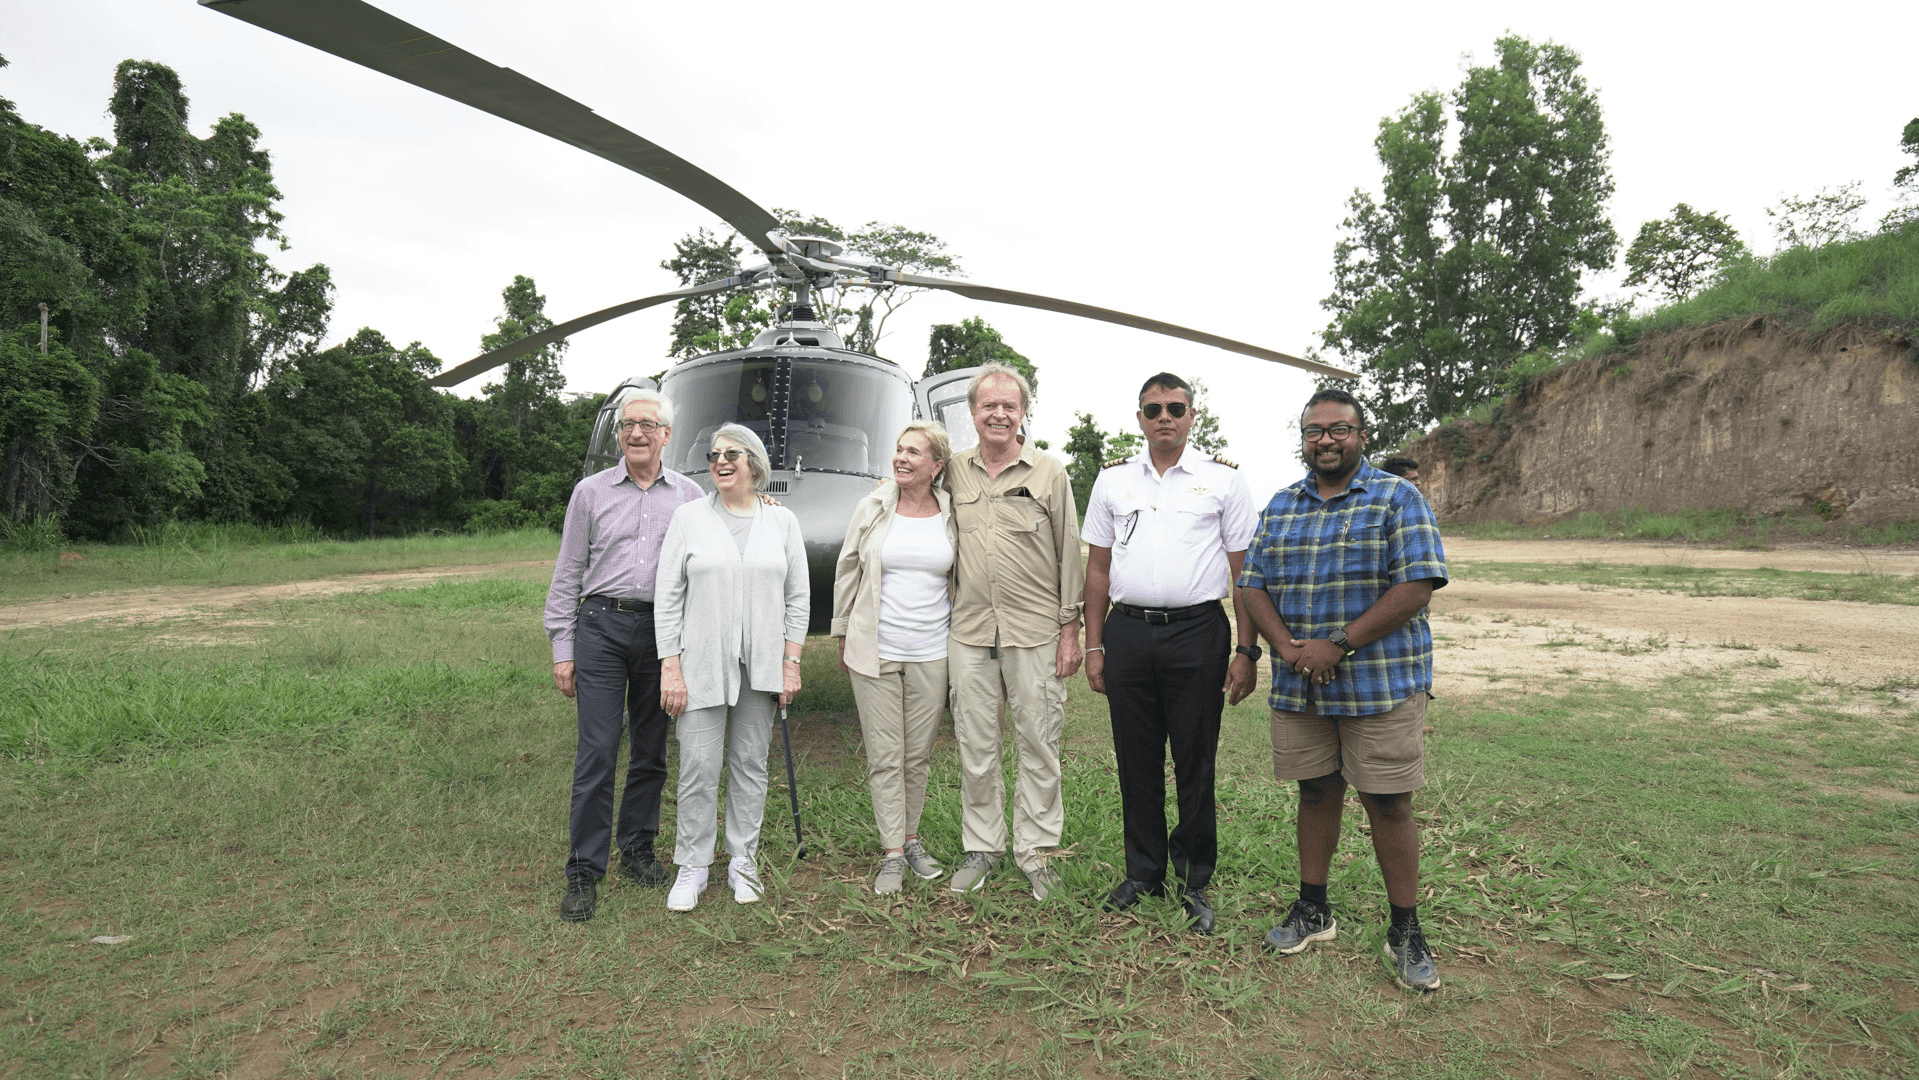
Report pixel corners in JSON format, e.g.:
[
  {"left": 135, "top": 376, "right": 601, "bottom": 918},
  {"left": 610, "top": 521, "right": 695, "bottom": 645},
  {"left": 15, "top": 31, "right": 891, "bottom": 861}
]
[{"left": 943, "top": 362, "right": 1085, "bottom": 899}]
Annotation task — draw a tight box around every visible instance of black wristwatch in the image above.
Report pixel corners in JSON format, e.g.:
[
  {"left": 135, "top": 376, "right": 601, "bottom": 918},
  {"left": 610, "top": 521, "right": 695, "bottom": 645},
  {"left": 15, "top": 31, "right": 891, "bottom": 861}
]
[
  {"left": 1328, "top": 628, "right": 1357, "bottom": 657},
  {"left": 1235, "top": 644, "right": 1262, "bottom": 662}
]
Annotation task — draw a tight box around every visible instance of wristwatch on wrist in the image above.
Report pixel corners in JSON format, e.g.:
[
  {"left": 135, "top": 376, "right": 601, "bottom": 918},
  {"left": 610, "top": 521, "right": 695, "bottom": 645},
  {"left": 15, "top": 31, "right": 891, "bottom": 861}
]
[
  {"left": 1328, "top": 628, "right": 1356, "bottom": 656},
  {"left": 1234, "top": 644, "right": 1262, "bottom": 662},
  {"left": 784, "top": 654, "right": 802, "bottom": 665}
]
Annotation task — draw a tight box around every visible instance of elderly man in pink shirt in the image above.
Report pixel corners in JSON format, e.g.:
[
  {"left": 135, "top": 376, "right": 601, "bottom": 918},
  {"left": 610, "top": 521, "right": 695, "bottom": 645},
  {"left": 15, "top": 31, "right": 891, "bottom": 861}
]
[{"left": 545, "top": 388, "right": 704, "bottom": 922}]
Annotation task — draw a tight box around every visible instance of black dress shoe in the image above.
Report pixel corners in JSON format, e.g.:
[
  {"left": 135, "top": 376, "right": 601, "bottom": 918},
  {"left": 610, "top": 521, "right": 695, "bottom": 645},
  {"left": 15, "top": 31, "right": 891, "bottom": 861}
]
[
  {"left": 1182, "top": 888, "right": 1216, "bottom": 935},
  {"left": 559, "top": 876, "right": 598, "bottom": 922},
  {"left": 1102, "top": 878, "right": 1166, "bottom": 912},
  {"left": 618, "top": 845, "right": 670, "bottom": 888}
]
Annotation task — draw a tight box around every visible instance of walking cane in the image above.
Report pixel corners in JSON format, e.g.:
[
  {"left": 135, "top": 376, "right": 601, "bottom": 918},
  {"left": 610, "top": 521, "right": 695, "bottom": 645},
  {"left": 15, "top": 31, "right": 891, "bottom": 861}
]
[{"left": 774, "top": 694, "right": 807, "bottom": 859}]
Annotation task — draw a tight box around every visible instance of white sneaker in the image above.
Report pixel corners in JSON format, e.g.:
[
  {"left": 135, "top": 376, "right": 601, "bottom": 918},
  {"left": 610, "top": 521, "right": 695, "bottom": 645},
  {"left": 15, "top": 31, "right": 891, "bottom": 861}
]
[
  {"left": 728, "top": 857, "right": 763, "bottom": 904},
  {"left": 666, "top": 865, "right": 707, "bottom": 911}
]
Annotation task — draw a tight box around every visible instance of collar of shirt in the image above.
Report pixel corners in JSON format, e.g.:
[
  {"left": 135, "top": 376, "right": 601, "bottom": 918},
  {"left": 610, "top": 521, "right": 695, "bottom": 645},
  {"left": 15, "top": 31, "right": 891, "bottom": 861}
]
[
  {"left": 1287, "top": 459, "right": 1382, "bottom": 504},
  {"left": 613, "top": 465, "right": 695, "bottom": 495}
]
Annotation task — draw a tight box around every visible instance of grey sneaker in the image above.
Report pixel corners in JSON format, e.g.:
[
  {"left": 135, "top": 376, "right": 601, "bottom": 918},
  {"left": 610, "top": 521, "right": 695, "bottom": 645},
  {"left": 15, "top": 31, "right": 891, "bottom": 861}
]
[
  {"left": 947, "top": 851, "right": 998, "bottom": 893},
  {"left": 1383, "top": 927, "right": 1441, "bottom": 992},
  {"left": 901, "top": 839, "right": 944, "bottom": 880},
  {"left": 1026, "top": 864, "right": 1061, "bottom": 901},
  {"left": 1263, "top": 898, "right": 1338, "bottom": 954},
  {"left": 873, "top": 856, "right": 907, "bottom": 895}
]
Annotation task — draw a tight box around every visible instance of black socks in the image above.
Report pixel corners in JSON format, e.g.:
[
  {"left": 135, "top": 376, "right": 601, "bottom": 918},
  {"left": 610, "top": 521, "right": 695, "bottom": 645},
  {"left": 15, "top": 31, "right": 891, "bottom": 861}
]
[
  {"left": 1389, "top": 903, "right": 1420, "bottom": 944},
  {"left": 1299, "top": 881, "right": 1328, "bottom": 907}
]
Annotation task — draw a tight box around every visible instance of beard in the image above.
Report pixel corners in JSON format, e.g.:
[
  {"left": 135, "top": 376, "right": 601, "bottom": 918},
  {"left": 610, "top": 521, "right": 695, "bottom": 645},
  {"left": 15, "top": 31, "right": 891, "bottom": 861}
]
[{"left": 1304, "top": 444, "right": 1359, "bottom": 480}]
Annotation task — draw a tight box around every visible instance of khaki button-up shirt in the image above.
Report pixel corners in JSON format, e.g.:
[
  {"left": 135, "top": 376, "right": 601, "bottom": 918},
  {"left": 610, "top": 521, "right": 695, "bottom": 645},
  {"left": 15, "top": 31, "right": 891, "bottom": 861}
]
[{"left": 946, "top": 441, "right": 1085, "bottom": 649}]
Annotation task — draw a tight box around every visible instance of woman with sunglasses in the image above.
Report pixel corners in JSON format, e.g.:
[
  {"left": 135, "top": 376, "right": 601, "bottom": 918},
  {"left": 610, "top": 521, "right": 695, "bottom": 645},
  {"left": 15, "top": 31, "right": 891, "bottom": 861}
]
[
  {"left": 655, "top": 424, "right": 809, "bottom": 911},
  {"left": 830, "top": 421, "right": 958, "bottom": 894}
]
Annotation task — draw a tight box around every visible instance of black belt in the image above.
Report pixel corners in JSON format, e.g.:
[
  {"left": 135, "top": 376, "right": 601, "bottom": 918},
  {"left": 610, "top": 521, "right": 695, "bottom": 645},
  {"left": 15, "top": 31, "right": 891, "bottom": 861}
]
[
  {"left": 1112, "top": 600, "right": 1218, "bottom": 625},
  {"left": 585, "top": 594, "right": 653, "bottom": 612}
]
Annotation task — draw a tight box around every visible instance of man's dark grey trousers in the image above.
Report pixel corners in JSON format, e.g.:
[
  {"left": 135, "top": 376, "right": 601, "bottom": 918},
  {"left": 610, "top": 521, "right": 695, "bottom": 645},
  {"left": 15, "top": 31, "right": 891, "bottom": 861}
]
[{"left": 567, "top": 596, "right": 670, "bottom": 881}]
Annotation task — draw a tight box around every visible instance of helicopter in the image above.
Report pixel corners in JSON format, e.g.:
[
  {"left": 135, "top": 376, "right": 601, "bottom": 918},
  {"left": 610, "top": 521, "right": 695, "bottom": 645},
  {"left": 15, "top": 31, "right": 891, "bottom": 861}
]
[{"left": 201, "top": 0, "right": 1357, "bottom": 628}]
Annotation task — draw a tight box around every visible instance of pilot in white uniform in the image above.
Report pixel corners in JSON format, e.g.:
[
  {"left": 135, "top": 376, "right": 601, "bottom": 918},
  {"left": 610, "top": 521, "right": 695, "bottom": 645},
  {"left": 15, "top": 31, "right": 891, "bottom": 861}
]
[{"left": 1081, "top": 372, "right": 1259, "bottom": 934}]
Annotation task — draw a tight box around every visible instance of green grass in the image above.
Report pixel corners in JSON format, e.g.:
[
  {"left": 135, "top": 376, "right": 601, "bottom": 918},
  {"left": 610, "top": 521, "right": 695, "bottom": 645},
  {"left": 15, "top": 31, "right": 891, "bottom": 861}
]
[
  {"left": 1622, "top": 219, "right": 1919, "bottom": 341},
  {"left": 0, "top": 523, "right": 560, "bottom": 603},
  {"left": 1442, "top": 506, "right": 1919, "bottom": 548},
  {"left": 1451, "top": 559, "right": 1919, "bottom": 605},
  {"left": 2, "top": 567, "right": 1916, "bottom": 1077}
]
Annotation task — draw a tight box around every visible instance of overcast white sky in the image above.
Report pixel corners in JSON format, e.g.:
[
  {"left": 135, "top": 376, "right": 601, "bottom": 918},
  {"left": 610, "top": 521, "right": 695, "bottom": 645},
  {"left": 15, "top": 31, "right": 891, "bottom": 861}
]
[{"left": 7, "top": 0, "right": 1913, "bottom": 502}]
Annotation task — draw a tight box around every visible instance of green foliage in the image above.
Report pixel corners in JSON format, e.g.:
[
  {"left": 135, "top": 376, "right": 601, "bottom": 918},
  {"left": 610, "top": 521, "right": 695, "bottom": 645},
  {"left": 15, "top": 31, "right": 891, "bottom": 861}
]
[
  {"left": 924, "top": 315, "right": 1038, "bottom": 396},
  {"left": 1186, "top": 377, "right": 1226, "bottom": 454},
  {"left": 1321, "top": 35, "right": 1618, "bottom": 448},
  {"left": 1766, "top": 182, "right": 1866, "bottom": 269},
  {"left": 0, "top": 324, "right": 99, "bottom": 521},
  {"left": 661, "top": 212, "right": 959, "bottom": 357},
  {"left": 1623, "top": 203, "right": 1747, "bottom": 303},
  {"left": 1062, "top": 412, "right": 1106, "bottom": 516}
]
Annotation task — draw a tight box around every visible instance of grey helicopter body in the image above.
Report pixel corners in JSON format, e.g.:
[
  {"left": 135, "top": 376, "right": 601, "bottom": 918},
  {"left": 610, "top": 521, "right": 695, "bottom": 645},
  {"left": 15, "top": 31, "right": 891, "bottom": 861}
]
[{"left": 201, "top": 0, "right": 1355, "bottom": 629}]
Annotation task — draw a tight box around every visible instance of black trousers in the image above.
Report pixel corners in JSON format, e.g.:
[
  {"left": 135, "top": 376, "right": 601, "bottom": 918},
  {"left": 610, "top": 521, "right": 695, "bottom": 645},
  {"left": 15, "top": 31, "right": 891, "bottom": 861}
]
[
  {"left": 1103, "top": 602, "right": 1229, "bottom": 890},
  {"left": 567, "top": 597, "right": 670, "bottom": 880}
]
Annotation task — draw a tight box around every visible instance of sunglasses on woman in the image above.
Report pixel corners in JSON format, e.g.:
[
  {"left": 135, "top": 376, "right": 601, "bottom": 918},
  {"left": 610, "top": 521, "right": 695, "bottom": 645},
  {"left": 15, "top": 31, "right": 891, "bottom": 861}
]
[
  {"left": 1140, "top": 402, "right": 1189, "bottom": 420},
  {"left": 705, "top": 448, "right": 748, "bottom": 463}
]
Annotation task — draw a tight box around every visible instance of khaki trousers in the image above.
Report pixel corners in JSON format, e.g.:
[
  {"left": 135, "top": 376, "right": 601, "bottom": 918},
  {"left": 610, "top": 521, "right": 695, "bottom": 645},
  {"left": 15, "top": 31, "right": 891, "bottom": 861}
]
[
  {"left": 849, "top": 659, "right": 948, "bottom": 850},
  {"left": 948, "top": 638, "right": 1065, "bottom": 874}
]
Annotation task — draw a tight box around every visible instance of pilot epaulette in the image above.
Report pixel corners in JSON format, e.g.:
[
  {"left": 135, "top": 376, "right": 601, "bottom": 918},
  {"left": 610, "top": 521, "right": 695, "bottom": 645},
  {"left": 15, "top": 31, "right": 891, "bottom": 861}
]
[
  {"left": 1211, "top": 453, "right": 1240, "bottom": 469},
  {"left": 1102, "top": 455, "right": 1133, "bottom": 469}
]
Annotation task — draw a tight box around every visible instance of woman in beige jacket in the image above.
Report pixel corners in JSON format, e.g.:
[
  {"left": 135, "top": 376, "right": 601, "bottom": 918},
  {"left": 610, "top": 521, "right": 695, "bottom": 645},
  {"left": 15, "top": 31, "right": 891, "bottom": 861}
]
[{"left": 831, "top": 421, "right": 958, "bottom": 895}]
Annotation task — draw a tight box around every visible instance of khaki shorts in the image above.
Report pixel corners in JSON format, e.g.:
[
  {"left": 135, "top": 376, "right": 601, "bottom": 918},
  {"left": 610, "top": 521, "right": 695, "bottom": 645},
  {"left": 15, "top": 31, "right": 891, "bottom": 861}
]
[{"left": 1270, "top": 692, "right": 1427, "bottom": 794}]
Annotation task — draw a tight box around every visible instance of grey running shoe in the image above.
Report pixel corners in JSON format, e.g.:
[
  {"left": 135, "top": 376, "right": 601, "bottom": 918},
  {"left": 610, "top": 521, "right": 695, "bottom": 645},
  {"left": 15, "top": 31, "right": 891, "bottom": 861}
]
[
  {"left": 947, "top": 851, "right": 998, "bottom": 893},
  {"left": 1383, "top": 927, "right": 1442, "bottom": 992},
  {"left": 1026, "top": 864, "right": 1061, "bottom": 901},
  {"left": 1263, "top": 898, "right": 1338, "bottom": 954},
  {"left": 901, "top": 839, "right": 944, "bottom": 880},
  {"left": 873, "top": 855, "right": 907, "bottom": 895}
]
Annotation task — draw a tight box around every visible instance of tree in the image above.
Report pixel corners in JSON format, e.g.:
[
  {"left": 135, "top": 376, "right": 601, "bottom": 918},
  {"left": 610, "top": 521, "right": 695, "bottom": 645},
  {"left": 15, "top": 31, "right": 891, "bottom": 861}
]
[
  {"left": 267, "top": 328, "right": 461, "bottom": 538},
  {"left": 1186, "top": 378, "right": 1227, "bottom": 455},
  {"left": 1883, "top": 118, "right": 1919, "bottom": 231},
  {"left": 1767, "top": 182, "right": 1866, "bottom": 268},
  {"left": 924, "top": 316, "right": 1038, "bottom": 396},
  {"left": 1623, "top": 203, "right": 1747, "bottom": 303},
  {"left": 463, "top": 276, "right": 592, "bottom": 530},
  {"left": 1063, "top": 412, "right": 1107, "bottom": 516},
  {"left": 1321, "top": 36, "right": 1618, "bottom": 448},
  {"left": 660, "top": 212, "right": 959, "bottom": 357}
]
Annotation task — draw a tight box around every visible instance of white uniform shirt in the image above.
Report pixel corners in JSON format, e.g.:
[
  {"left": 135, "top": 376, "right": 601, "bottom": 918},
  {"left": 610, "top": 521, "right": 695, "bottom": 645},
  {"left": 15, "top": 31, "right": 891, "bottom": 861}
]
[{"left": 1081, "top": 445, "right": 1258, "bottom": 608}]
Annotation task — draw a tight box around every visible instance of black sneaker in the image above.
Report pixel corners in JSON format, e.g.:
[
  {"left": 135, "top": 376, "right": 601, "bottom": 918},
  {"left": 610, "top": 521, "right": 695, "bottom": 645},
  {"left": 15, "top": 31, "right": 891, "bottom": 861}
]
[
  {"left": 1382, "top": 925, "right": 1441, "bottom": 992},
  {"left": 559, "top": 876, "right": 598, "bottom": 922},
  {"left": 617, "top": 845, "right": 670, "bottom": 888},
  {"left": 1262, "top": 898, "right": 1337, "bottom": 954}
]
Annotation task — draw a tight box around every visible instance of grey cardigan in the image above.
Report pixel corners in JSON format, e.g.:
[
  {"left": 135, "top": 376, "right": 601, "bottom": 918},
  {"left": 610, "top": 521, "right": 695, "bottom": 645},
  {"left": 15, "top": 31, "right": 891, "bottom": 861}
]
[
  {"left": 655, "top": 493, "right": 810, "bottom": 711},
  {"left": 829, "top": 480, "right": 957, "bottom": 678}
]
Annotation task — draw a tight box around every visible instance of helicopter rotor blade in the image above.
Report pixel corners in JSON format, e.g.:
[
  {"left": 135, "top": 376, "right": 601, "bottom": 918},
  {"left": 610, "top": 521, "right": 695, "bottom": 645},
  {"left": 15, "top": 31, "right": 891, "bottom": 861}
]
[
  {"left": 200, "top": 0, "right": 785, "bottom": 255},
  {"left": 426, "top": 274, "right": 760, "bottom": 389},
  {"left": 878, "top": 273, "right": 1357, "bottom": 379}
]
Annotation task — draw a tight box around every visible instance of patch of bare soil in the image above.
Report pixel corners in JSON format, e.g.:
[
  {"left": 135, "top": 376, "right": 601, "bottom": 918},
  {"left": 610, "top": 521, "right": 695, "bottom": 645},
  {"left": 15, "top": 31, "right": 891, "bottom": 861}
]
[
  {"left": 0, "top": 561, "right": 552, "bottom": 629},
  {"left": 1430, "top": 578, "right": 1919, "bottom": 696},
  {"left": 1446, "top": 537, "right": 1919, "bottom": 573}
]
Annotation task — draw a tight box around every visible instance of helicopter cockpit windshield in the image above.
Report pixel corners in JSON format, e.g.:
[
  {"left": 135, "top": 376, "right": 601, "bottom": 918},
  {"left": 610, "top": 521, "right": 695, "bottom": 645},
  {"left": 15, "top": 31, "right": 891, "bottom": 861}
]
[{"left": 663, "top": 356, "right": 913, "bottom": 479}]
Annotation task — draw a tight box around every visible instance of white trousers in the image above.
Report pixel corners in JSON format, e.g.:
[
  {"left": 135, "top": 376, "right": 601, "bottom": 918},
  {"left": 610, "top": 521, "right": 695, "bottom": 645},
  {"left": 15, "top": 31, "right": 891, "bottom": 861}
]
[{"left": 671, "top": 666, "right": 777, "bottom": 868}]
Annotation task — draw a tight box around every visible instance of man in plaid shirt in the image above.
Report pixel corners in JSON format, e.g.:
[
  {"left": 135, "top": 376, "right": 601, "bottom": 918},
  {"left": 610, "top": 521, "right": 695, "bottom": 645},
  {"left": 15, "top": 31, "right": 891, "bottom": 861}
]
[{"left": 1234, "top": 387, "right": 1447, "bottom": 992}]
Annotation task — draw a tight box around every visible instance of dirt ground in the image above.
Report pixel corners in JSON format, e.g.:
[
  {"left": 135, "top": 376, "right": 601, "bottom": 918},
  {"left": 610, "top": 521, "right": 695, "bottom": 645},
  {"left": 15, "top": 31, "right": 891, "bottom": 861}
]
[{"left": 5, "top": 542, "right": 1912, "bottom": 696}]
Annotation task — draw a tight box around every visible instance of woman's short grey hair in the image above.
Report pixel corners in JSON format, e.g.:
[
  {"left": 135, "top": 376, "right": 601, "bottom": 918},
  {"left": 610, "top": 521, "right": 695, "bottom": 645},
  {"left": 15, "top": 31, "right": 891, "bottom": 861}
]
[
  {"left": 965, "top": 361, "right": 1033, "bottom": 412},
  {"left": 615, "top": 386, "right": 675, "bottom": 428},
  {"left": 711, "top": 423, "right": 772, "bottom": 491},
  {"left": 896, "top": 420, "right": 952, "bottom": 474}
]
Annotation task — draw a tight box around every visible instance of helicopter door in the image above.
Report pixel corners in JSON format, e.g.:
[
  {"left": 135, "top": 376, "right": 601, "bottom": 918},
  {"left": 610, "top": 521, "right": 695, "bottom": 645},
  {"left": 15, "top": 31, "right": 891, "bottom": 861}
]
[{"left": 914, "top": 369, "right": 981, "bottom": 454}]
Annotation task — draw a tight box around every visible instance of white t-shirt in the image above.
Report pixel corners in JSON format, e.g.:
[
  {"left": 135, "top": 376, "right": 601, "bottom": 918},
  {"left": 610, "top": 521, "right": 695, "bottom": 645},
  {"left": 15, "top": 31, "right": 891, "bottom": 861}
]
[{"left": 877, "top": 512, "right": 954, "bottom": 662}]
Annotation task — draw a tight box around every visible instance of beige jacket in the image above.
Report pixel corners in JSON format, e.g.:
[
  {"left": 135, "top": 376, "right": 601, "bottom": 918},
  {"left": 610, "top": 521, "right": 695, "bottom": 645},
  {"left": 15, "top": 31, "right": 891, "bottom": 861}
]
[{"left": 830, "top": 480, "right": 957, "bottom": 678}]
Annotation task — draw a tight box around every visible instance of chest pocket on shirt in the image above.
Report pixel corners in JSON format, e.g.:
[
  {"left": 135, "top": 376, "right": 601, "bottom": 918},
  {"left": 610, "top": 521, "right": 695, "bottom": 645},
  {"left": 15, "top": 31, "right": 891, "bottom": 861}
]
[
  {"left": 997, "top": 494, "right": 1044, "bottom": 534},
  {"left": 1173, "top": 490, "right": 1223, "bottom": 543},
  {"left": 1339, "top": 506, "right": 1390, "bottom": 575},
  {"left": 953, "top": 491, "right": 986, "bottom": 533}
]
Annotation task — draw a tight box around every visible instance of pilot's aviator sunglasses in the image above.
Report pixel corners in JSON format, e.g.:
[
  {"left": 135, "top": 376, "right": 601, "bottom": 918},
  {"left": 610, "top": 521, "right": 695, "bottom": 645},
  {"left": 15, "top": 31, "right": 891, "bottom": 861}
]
[{"left": 1141, "top": 402, "right": 1189, "bottom": 420}]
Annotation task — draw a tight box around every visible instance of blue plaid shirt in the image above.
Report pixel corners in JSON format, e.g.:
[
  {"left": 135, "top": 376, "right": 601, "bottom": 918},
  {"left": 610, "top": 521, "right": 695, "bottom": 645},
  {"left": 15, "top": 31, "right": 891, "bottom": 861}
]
[{"left": 1236, "top": 461, "right": 1447, "bottom": 716}]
